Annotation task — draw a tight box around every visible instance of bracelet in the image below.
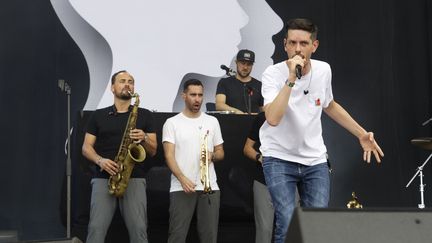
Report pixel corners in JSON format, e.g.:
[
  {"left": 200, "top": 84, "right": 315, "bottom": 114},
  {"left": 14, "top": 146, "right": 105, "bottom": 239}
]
[
  {"left": 285, "top": 80, "right": 295, "bottom": 87},
  {"left": 143, "top": 133, "right": 149, "bottom": 143}
]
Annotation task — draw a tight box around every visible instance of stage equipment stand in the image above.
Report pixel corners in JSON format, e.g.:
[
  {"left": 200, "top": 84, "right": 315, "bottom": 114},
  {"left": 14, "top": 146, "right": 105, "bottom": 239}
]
[
  {"left": 58, "top": 79, "right": 72, "bottom": 238},
  {"left": 406, "top": 151, "right": 432, "bottom": 209},
  {"left": 422, "top": 117, "right": 432, "bottom": 126},
  {"left": 246, "top": 86, "right": 252, "bottom": 115},
  {"left": 406, "top": 116, "right": 432, "bottom": 209}
]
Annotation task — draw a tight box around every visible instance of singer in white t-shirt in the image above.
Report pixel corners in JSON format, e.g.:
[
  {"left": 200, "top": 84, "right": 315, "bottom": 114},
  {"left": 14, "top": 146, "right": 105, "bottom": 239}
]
[{"left": 260, "top": 18, "right": 384, "bottom": 243}]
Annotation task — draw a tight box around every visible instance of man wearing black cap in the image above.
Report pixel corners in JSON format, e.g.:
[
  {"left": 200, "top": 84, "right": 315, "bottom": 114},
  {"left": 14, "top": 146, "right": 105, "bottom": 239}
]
[{"left": 215, "top": 49, "right": 264, "bottom": 114}]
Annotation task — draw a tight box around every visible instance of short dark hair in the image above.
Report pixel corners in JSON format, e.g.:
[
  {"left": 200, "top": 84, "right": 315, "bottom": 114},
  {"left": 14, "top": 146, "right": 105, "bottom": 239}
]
[
  {"left": 111, "top": 70, "right": 131, "bottom": 84},
  {"left": 285, "top": 18, "right": 318, "bottom": 40},
  {"left": 183, "top": 79, "right": 203, "bottom": 92}
]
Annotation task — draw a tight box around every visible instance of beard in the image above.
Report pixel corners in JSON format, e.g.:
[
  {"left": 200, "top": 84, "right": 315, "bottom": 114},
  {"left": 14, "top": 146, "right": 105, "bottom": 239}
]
[
  {"left": 237, "top": 70, "right": 251, "bottom": 79},
  {"left": 115, "top": 89, "right": 132, "bottom": 100}
]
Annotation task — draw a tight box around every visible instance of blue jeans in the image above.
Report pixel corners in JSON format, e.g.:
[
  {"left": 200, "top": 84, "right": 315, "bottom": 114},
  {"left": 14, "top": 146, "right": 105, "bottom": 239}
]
[{"left": 262, "top": 157, "right": 330, "bottom": 243}]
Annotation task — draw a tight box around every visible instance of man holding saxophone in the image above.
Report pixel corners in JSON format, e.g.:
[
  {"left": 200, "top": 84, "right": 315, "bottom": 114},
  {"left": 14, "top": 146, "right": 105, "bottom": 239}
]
[
  {"left": 82, "top": 70, "right": 157, "bottom": 243},
  {"left": 163, "top": 79, "right": 224, "bottom": 243}
]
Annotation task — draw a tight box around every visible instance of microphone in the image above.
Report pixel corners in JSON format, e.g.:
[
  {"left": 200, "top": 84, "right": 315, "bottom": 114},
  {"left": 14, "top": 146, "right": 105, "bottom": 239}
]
[
  {"left": 246, "top": 85, "right": 253, "bottom": 96},
  {"left": 295, "top": 64, "right": 308, "bottom": 94},
  {"left": 245, "top": 84, "right": 261, "bottom": 96},
  {"left": 220, "top": 64, "right": 236, "bottom": 77},
  {"left": 58, "top": 79, "right": 71, "bottom": 94},
  {"left": 295, "top": 65, "right": 302, "bottom": 79}
]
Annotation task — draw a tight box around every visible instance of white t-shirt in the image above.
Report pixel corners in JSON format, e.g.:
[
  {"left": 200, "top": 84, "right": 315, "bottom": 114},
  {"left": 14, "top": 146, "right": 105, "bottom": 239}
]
[
  {"left": 162, "top": 112, "right": 224, "bottom": 192},
  {"left": 260, "top": 59, "right": 333, "bottom": 166}
]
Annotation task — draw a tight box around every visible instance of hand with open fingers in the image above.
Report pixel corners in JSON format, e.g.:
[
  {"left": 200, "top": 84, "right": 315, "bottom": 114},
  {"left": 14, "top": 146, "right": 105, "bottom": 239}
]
[{"left": 359, "top": 132, "right": 384, "bottom": 163}]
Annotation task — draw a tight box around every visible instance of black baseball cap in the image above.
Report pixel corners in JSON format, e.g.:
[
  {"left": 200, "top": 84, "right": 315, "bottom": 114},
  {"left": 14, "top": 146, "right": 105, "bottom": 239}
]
[{"left": 236, "top": 49, "right": 255, "bottom": 62}]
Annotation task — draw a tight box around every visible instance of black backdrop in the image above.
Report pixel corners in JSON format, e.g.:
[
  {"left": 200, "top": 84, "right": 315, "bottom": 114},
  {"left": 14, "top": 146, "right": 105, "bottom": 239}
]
[{"left": 0, "top": 0, "right": 431, "bottom": 241}]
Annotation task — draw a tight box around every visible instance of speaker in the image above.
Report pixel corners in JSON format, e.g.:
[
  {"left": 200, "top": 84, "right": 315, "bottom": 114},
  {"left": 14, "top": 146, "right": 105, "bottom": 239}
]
[
  {"left": 18, "top": 237, "right": 83, "bottom": 243},
  {"left": 0, "top": 230, "right": 17, "bottom": 243},
  {"left": 286, "top": 207, "right": 432, "bottom": 243}
]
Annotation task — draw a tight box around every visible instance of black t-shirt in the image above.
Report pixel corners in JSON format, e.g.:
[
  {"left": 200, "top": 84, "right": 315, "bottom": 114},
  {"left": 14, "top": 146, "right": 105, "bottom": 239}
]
[
  {"left": 248, "top": 112, "right": 266, "bottom": 184},
  {"left": 216, "top": 76, "right": 263, "bottom": 113},
  {"left": 85, "top": 106, "right": 156, "bottom": 178}
]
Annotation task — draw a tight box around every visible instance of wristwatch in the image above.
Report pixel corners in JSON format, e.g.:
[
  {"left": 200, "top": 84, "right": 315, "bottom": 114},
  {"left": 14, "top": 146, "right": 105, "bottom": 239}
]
[{"left": 285, "top": 80, "right": 295, "bottom": 87}]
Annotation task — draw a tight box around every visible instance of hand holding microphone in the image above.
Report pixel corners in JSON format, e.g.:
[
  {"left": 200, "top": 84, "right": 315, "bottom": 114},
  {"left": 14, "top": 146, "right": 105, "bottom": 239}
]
[{"left": 287, "top": 55, "right": 305, "bottom": 80}]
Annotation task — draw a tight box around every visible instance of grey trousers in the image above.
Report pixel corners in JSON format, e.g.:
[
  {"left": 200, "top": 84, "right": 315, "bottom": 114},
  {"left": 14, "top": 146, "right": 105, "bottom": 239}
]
[
  {"left": 253, "top": 180, "right": 274, "bottom": 243},
  {"left": 168, "top": 190, "right": 220, "bottom": 243},
  {"left": 86, "top": 178, "right": 148, "bottom": 243}
]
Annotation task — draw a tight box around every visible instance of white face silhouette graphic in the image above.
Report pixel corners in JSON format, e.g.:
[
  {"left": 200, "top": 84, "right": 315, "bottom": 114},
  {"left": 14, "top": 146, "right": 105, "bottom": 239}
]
[
  {"left": 172, "top": 0, "right": 283, "bottom": 111},
  {"left": 51, "top": 0, "right": 282, "bottom": 111},
  {"left": 235, "top": 0, "right": 283, "bottom": 79}
]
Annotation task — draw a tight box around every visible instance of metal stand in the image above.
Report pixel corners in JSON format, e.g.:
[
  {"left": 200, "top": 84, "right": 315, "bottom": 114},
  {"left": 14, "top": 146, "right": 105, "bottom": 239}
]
[
  {"left": 406, "top": 152, "right": 432, "bottom": 209},
  {"left": 422, "top": 117, "right": 432, "bottom": 126},
  {"left": 58, "top": 79, "right": 72, "bottom": 238},
  {"left": 247, "top": 92, "right": 251, "bottom": 115},
  {"left": 244, "top": 85, "right": 253, "bottom": 115}
]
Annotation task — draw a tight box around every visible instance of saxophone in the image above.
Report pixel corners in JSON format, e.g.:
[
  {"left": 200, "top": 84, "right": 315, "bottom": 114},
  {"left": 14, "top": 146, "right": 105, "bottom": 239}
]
[
  {"left": 108, "top": 92, "right": 146, "bottom": 197},
  {"left": 200, "top": 130, "right": 213, "bottom": 194}
]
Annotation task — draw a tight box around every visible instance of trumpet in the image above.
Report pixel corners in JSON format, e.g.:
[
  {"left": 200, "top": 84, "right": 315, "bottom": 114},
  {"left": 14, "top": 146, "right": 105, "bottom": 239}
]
[{"left": 200, "top": 130, "right": 213, "bottom": 194}]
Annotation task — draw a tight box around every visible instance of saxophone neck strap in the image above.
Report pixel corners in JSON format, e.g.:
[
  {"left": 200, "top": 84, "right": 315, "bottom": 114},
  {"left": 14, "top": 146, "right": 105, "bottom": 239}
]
[{"left": 109, "top": 105, "right": 134, "bottom": 116}]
